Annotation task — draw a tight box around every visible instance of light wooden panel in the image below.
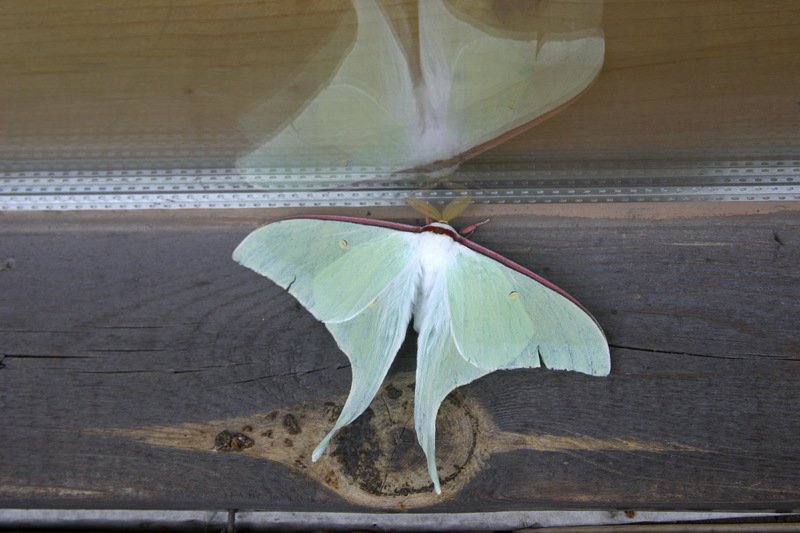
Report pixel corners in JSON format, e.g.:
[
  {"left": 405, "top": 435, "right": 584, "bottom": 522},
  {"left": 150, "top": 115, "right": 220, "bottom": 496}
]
[
  {"left": 1, "top": 0, "right": 798, "bottom": 169},
  {"left": 502, "top": 0, "right": 800, "bottom": 160}
]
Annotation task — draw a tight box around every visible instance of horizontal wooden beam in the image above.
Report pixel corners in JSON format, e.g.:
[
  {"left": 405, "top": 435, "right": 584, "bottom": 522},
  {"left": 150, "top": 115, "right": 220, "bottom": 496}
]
[{"left": 2, "top": 203, "right": 798, "bottom": 510}]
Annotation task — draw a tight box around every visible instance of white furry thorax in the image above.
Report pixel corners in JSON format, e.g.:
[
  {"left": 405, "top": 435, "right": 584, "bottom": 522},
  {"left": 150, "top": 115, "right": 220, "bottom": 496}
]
[{"left": 412, "top": 223, "right": 460, "bottom": 331}]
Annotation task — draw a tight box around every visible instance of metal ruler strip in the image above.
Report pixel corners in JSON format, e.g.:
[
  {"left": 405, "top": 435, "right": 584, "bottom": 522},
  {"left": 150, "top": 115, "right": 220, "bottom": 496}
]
[{"left": 1, "top": 160, "right": 799, "bottom": 210}]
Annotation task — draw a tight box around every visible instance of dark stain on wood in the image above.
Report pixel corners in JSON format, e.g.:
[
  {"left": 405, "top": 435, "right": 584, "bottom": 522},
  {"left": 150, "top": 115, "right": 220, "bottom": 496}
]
[
  {"left": 283, "top": 414, "right": 302, "bottom": 435},
  {"left": 324, "top": 402, "right": 343, "bottom": 423},
  {"left": 384, "top": 383, "right": 403, "bottom": 400},
  {"left": 213, "top": 430, "right": 254, "bottom": 452},
  {"left": 320, "top": 380, "right": 480, "bottom": 497},
  {"left": 331, "top": 408, "right": 385, "bottom": 495}
]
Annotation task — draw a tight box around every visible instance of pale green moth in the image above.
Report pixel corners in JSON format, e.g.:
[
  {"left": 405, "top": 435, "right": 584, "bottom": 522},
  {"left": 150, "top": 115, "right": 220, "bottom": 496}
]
[
  {"left": 233, "top": 198, "right": 610, "bottom": 494},
  {"left": 238, "top": 0, "right": 605, "bottom": 173}
]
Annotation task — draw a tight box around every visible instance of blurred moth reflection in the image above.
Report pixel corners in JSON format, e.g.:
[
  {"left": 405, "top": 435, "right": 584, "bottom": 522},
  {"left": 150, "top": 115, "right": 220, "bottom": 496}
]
[{"left": 238, "top": 0, "right": 604, "bottom": 181}]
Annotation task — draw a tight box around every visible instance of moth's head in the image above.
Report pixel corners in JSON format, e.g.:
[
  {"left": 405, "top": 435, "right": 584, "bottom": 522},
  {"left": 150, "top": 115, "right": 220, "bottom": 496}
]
[{"left": 405, "top": 195, "right": 472, "bottom": 224}]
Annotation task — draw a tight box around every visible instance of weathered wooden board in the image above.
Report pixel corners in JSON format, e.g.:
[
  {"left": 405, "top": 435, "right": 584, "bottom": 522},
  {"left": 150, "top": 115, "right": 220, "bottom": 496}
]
[{"left": 1, "top": 204, "right": 799, "bottom": 511}]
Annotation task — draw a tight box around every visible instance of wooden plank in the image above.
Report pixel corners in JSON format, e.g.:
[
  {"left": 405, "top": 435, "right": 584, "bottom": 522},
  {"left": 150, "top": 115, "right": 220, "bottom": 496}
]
[
  {"left": 1, "top": 204, "right": 799, "bottom": 511},
  {"left": 1, "top": 0, "right": 798, "bottom": 166},
  {"left": 501, "top": 0, "right": 800, "bottom": 161}
]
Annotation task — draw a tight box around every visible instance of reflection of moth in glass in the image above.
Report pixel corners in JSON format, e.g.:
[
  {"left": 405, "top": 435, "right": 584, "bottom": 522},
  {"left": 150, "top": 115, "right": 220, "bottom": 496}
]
[
  {"left": 239, "top": 0, "right": 605, "bottom": 175},
  {"left": 233, "top": 198, "right": 610, "bottom": 493}
]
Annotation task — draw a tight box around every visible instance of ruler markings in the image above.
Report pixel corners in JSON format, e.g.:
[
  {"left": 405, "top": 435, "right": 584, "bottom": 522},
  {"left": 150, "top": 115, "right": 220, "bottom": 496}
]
[{"left": 2, "top": 161, "right": 799, "bottom": 210}]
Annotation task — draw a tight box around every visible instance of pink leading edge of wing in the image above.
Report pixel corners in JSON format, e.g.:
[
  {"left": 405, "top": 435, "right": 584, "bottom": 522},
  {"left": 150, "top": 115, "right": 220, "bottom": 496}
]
[
  {"left": 278, "top": 214, "right": 600, "bottom": 327},
  {"left": 282, "top": 214, "right": 424, "bottom": 233}
]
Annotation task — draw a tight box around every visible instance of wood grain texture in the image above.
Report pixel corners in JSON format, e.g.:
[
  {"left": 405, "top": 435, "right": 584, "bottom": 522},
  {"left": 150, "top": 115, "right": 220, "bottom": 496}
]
[
  {"left": 2, "top": 0, "right": 798, "bottom": 169},
  {"left": 1, "top": 204, "right": 799, "bottom": 511},
  {"left": 500, "top": 0, "right": 800, "bottom": 161}
]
